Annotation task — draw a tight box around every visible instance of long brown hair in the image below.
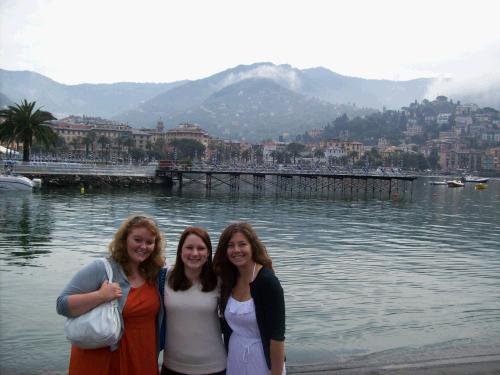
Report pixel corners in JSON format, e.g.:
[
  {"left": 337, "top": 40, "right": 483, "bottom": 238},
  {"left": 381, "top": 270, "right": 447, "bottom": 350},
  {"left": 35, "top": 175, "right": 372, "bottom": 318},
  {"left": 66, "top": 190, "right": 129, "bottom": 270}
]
[
  {"left": 169, "top": 227, "right": 217, "bottom": 292},
  {"left": 109, "top": 214, "right": 165, "bottom": 283},
  {"left": 213, "top": 222, "right": 273, "bottom": 309}
]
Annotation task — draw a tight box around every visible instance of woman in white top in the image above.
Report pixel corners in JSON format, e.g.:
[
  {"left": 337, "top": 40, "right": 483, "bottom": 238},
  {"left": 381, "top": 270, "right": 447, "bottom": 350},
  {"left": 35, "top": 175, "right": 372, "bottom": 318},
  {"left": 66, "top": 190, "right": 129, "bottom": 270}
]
[
  {"left": 161, "top": 227, "right": 226, "bottom": 375},
  {"left": 213, "top": 222, "right": 285, "bottom": 375}
]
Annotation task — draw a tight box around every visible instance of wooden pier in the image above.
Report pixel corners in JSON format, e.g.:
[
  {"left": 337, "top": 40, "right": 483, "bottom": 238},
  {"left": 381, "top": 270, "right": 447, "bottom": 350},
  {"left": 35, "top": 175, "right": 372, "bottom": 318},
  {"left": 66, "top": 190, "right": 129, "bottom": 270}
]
[{"left": 157, "top": 166, "right": 417, "bottom": 199}]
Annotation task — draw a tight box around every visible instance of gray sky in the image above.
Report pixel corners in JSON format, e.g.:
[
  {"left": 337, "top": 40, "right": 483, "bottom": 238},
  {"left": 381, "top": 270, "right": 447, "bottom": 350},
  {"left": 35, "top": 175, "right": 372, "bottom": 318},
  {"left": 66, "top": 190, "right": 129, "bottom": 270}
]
[{"left": 1, "top": 0, "right": 499, "bottom": 85}]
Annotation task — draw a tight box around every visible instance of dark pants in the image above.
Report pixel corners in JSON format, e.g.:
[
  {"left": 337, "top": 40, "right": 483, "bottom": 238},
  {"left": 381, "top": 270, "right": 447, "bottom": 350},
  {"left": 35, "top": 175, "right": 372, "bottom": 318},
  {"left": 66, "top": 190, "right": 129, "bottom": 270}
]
[{"left": 160, "top": 366, "right": 226, "bottom": 375}]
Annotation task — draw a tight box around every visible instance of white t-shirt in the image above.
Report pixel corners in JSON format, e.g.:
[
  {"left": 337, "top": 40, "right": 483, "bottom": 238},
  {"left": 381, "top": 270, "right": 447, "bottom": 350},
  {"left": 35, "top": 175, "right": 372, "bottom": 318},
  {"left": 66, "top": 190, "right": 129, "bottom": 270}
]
[{"left": 163, "top": 272, "right": 227, "bottom": 374}]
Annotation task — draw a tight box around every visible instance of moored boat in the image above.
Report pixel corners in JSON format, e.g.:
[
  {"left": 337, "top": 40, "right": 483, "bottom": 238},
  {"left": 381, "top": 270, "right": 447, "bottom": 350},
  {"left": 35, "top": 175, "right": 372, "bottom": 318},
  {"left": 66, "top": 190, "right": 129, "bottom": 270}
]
[
  {"left": 447, "top": 180, "right": 464, "bottom": 188},
  {"left": 463, "top": 175, "right": 489, "bottom": 183},
  {"left": 0, "top": 174, "right": 42, "bottom": 191}
]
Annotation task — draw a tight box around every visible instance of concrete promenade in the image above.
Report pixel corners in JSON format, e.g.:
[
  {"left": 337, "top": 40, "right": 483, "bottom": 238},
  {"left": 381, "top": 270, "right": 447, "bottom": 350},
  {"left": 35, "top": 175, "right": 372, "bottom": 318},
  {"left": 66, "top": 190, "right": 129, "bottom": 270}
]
[{"left": 287, "top": 355, "right": 500, "bottom": 374}]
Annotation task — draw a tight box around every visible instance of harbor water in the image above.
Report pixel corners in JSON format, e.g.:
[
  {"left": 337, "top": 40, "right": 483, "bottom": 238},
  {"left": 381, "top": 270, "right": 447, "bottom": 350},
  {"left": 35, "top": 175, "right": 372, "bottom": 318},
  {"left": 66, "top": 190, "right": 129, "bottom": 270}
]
[{"left": 0, "top": 178, "right": 499, "bottom": 373}]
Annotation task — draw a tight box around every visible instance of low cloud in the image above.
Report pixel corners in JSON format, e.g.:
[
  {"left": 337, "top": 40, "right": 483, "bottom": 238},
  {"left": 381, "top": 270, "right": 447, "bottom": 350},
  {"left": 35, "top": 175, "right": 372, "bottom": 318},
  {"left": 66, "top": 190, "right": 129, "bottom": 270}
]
[
  {"left": 424, "top": 42, "right": 500, "bottom": 108},
  {"left": 218, "top": 64, "right": 302, "bottom": 91}
]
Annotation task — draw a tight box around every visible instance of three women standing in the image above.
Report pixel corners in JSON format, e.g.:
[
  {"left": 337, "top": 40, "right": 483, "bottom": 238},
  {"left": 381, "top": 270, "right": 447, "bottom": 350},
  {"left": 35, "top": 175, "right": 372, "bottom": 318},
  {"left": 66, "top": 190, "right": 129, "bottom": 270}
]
[
  {"left": 56, "top": 215, "right": 165, "bottom": 375},
  {"left": 57, "top": 218, "right": 285, "bottom": 375},
  {"left": 213, "top": 222, "right": 286, "bottom": 375}
]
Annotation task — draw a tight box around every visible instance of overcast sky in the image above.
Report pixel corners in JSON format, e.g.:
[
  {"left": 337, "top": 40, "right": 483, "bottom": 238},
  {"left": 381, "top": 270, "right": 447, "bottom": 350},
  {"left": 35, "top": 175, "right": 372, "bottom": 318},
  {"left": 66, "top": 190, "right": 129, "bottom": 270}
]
[{"left": 1, "top": 0, "right": 499, "bottom": 85}]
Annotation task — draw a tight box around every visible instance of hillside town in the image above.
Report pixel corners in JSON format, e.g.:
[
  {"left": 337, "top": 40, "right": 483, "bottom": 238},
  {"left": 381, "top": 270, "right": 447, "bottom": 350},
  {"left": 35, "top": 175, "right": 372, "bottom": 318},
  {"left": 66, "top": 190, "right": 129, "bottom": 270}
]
[{"left": 1, "top": 96, "right": 499, "bottom": 174}]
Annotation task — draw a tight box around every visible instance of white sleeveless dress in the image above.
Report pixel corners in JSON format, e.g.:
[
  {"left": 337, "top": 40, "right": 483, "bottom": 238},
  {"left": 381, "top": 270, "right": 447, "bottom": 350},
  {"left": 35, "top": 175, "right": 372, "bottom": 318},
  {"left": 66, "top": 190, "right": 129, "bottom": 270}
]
[{"left": 225, "top": 296, "right": 285, "bottom": 375}]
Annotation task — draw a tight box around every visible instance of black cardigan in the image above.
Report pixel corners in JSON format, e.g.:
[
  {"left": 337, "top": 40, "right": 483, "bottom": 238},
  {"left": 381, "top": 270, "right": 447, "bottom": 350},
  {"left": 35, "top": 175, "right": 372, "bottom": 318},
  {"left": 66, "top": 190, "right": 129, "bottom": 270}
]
[{"left": 221, "top": 267, "right": 286, "bottom": 369}]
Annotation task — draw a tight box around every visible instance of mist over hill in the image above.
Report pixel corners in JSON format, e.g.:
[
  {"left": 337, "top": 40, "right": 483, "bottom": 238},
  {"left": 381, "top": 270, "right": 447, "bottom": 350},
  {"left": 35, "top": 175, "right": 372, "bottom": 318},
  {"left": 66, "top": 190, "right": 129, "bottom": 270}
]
[{"left": 1, "top": 62, "right": 498, "bottom": 141}]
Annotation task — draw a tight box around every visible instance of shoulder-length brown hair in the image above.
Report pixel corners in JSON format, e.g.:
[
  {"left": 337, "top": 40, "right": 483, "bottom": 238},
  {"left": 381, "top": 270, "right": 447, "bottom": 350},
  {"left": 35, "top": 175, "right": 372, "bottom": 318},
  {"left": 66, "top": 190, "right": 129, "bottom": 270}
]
[
  {"left": 109, "top": 215, "right": 165, "bottom": 283},
  {"left": 169, "top": 227, "right": 217, "bottom": 292},
  {"left": 213, "top": 222, "right": 273, "bottom": 308}
]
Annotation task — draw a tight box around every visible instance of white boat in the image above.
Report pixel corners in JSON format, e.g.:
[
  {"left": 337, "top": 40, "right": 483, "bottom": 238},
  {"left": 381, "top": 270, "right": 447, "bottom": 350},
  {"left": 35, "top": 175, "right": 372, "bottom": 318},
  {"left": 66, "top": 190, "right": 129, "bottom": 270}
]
[
  {"left": 447, "top": 180, "right": 464, "bottom": 188},
  {"left": 0, "top": 174, "right": 42, "bottom": 191},
  {"left": 463, "top": 175, "right": 489, "bottom": 183}
]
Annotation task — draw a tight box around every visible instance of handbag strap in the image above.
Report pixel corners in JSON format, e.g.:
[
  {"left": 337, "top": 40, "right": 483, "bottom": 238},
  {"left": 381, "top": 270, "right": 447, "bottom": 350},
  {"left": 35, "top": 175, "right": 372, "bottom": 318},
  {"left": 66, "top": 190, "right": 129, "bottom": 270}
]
[{"left": 100, "top": 258, "right": 114, "bottom": 283}]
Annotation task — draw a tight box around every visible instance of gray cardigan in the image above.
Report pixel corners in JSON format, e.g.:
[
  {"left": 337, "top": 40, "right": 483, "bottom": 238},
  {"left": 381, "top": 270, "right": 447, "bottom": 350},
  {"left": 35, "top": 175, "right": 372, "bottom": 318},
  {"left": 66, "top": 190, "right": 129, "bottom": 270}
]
[{"left": 56, "top": 258, "right": 165, "bottom": 353}]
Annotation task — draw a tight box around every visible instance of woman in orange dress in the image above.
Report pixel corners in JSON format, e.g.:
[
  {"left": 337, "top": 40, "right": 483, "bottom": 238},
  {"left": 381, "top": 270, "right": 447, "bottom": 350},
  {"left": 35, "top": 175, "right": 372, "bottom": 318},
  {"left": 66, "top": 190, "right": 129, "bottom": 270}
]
[{"left": 56, "top": 215, "right": 166, "bottom": 375}]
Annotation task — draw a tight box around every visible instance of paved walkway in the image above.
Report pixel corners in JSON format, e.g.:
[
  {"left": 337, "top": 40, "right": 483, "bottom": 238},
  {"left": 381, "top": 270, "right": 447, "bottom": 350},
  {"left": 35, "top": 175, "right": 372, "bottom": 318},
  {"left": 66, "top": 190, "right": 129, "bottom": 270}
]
[{"left": 287, "top": 355, "right": 500, "bottom": 374}]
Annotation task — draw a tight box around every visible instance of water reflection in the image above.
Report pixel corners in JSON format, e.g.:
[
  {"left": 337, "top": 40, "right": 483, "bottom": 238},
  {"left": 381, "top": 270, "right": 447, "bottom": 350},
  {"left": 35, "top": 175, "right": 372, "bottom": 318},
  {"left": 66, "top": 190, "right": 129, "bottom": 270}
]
[
  {"left": 0, "top": 193, "right": 53, "bottom": 266},
  {"left": 0, "top": 179, "right": 499, "bottom": 373}
]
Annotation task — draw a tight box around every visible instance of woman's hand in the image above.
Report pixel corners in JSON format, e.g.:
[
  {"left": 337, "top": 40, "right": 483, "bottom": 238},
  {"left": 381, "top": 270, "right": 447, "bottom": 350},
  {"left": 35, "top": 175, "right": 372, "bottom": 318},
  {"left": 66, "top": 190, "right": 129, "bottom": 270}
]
[
  {"left": 67, "top": 281, "right": 122, "bottom": 317},
  {"left": 97, "top": 281, "right": 122, "bottom": 302},
  {"left": 270, "top": 339, "right": 285, "bottom": 375}
]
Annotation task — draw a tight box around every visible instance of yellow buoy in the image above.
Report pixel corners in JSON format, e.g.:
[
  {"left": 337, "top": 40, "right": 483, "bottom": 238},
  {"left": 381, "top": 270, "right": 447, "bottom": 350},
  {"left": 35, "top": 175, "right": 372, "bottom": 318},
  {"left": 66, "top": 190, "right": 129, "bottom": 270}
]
[{"left": 80, "top": 186, "right": 85, "bottom": 194}]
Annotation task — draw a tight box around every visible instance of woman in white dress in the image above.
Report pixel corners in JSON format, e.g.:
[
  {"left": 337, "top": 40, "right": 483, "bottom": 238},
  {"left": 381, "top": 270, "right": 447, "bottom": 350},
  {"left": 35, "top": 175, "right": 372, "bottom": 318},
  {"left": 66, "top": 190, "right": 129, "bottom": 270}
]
[
  {"left": 160, "top": 227, "right": 227, "bottom": 375},
  {"left": 213, "top": 222, "right": 285, "bottom": 375}
]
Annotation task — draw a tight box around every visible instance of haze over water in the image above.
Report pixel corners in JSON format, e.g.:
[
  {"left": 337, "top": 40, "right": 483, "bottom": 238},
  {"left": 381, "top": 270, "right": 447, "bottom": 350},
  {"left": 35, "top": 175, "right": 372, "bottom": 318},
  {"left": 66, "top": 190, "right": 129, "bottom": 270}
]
[{"left": 0, "top": 178, "right": 499, "bottom": 373}]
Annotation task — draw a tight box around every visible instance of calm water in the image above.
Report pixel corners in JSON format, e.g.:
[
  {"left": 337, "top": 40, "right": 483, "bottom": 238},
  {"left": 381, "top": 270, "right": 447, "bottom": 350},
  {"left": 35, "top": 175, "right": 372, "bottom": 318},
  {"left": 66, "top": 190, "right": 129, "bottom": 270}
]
[{"left": 1, "top": 178, "right": 499, "bottom": 373}]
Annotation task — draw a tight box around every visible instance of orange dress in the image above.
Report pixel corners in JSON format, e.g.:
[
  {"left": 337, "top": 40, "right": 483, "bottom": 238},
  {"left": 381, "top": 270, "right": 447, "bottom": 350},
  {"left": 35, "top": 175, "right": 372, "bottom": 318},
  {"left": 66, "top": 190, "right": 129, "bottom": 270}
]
[{"left": 68, "top": 282, "right": 160, "bottom": 375}]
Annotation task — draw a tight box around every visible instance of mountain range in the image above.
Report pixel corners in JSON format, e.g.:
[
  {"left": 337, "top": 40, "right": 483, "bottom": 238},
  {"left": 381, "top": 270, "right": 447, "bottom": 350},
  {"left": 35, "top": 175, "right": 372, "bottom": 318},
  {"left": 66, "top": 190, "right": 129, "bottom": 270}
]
[{"left": 1, "top": 63, "right": 496, "bottom": 141}]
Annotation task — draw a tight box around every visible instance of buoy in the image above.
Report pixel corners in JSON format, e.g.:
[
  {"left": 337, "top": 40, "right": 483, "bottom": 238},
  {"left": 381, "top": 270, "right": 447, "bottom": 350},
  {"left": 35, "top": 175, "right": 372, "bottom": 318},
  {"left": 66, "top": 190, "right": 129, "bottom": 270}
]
[
  {"left": 80, "top": 186, "right": 85, "bottom": 194},
  {"left": 392, "top": 192, "right": 400, "bottom": 200}
]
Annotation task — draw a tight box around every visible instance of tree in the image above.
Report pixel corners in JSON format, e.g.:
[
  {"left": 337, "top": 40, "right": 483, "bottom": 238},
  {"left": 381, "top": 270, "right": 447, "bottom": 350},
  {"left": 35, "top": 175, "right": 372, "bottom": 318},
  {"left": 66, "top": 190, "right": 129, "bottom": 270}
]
[
  {"left": 0, "top": 100, "right": 57, "bottom": 161},
  {"left": 83, "top": 131, "right": 97, "bottom": 158},
  {"left": 129, "top": 147, "right": 146, "bottom": 162},
  {"left": 348, "top": 151, "right": 359, "bottom": 165},
  {"left": 169, "top": 139, "right": 205, "bottom": 160},
  {"left": 69, "top": 137, "right": 82, "bottom": 156},
  {"left": 286, "top": 142, "right": 306, "bottom": 164},
  {"left": 97, "top": 135, "right": 111, "bottom": 161}
]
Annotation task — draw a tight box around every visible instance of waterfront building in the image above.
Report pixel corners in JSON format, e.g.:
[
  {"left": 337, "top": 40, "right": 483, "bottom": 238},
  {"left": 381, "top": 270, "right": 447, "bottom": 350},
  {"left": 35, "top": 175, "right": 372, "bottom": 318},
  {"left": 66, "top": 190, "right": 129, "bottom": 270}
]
[
  {"left": 319, "top": 139, "right": 364, "bottom": 161},
  {"left": 324, "top": 147, "right": 346, "bottom": 159},
  {"left": 484, "top": 147, "right": 500, "bottom": 170},
  {"left": 438, "top": 141, "right": 484, "bottom": 172},
  {"left": 207, "top": 138, "right": 247, "bottom": 163},
  {"left": 262, "top": 141, "right": 287, "bottom": 162},
  {"left": 48, "top": 117, "right": 156, "bottom": 160},
  {"left": 165, "top": 122, "right": 211, "bottom": 150}
]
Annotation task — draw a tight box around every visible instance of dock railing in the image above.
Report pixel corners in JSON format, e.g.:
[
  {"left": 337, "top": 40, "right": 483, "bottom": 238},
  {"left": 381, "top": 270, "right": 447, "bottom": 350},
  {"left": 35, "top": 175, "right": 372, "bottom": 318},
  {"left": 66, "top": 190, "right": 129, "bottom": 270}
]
[{"left": 11, "top": 161, "right": 157, "bottom": 177}]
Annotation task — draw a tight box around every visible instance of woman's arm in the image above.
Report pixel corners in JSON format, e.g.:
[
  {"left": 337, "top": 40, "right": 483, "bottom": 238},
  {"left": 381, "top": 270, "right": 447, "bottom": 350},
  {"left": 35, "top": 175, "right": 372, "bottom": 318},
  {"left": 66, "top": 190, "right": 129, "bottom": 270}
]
[
  {"left": 67, "top": 281, "right": 122, "bottom": 316},
  {"left": 56, "top": 259, "right": 120, "bottom": 317},
  {"left": 261, "top": 272, "right": 286, "bottom": 373},
  {"left": 270, "top": 339, "right": 285, "bottom": 375}
]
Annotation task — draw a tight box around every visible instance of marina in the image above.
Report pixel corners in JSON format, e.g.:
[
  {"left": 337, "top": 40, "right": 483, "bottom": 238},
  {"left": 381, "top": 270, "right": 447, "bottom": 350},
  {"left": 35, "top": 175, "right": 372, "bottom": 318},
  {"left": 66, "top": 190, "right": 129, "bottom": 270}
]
[{"left": 10, "top": 161, "right": 417, "bottom": 199}]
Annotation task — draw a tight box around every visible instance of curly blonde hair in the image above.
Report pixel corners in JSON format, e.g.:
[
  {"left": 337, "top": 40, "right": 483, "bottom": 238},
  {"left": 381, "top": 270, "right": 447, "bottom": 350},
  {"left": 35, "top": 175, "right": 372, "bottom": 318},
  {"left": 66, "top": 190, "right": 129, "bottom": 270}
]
[{"left": 109, "top": 215, "right": 165, "bottom": 283}]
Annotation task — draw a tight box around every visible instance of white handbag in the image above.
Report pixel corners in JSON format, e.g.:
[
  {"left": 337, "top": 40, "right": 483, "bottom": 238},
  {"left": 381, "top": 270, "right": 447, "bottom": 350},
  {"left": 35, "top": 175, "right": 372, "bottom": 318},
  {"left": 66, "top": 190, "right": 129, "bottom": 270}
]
[{"left": 64, "top": 258, "right": 122, "bottom": 349}]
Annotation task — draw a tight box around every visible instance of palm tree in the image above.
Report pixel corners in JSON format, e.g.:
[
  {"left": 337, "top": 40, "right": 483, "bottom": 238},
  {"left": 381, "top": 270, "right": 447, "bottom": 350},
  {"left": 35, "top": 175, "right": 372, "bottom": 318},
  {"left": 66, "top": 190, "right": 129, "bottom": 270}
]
[
  {"left": 0, "top": 100, "right": 57, "bottom": 161},
  {"left": 69, "top": 137, "right": 83, "bottom": 158},
  {"left": 97, "top": 135, "right": 111, "bottom": 161},
  {"left": 83, "top": 131, "right": 97, "bottom": 159}
]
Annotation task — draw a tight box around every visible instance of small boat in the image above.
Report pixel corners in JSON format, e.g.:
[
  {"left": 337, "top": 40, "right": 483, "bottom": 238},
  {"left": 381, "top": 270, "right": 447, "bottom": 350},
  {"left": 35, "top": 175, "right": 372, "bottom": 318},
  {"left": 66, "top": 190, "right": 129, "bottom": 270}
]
[
  {"left": 0, "top": 174, "right": 42, "bottom": 191},
  {"left": 463, "top": 175, "right": 489, "bottom": 183},
  {"left": 447, "top": 180, "right": 464, "bottom": 188},
  {"left": 430, "top": 181, "right": 447, "bottom": 185},
  {"left": 475, "top": 183, "right": 488, "bottom": 190}
]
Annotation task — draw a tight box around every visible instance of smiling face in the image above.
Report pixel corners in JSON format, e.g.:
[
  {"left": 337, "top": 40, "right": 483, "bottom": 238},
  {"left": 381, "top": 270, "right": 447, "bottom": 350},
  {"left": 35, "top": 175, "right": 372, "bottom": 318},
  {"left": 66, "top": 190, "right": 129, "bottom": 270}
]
[
  {"left": 227, "top": 231, "right": 253, "bottom": 268},
  {"left": 181, "top": 233, "right": 209, "bottom": 273},
  {"left": 126, "top": 226, "right": 156, "bottom": 266}
]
